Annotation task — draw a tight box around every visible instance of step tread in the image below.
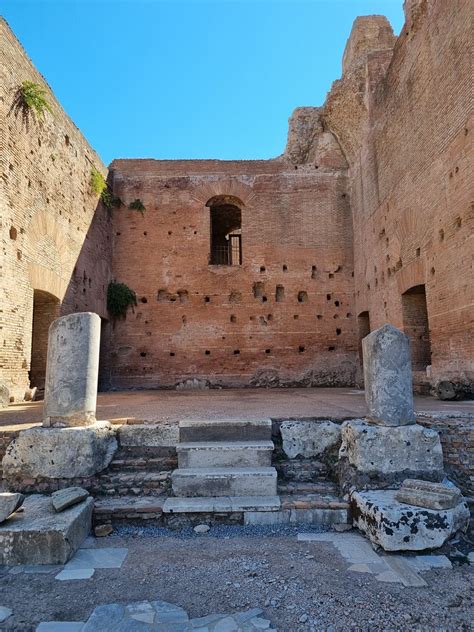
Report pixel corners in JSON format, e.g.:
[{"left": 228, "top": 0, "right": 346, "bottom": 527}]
[
  {"left": 163, "top": 496, "right": 281, "bottom": 513},
  {"left": 172, "top": 467, "right": 277, "bottom": 477},
  {"left": 280, "top": 492, "right": 349, "bottom": 511},
  {"left": 177, "top": 441, "right": 274, "bottom": 450},
  {"left": 179, "top": 419, "right": 271, "bottom": 427},
  {"left": 94, "top": 496, "right": 165, "bottom": 514}
]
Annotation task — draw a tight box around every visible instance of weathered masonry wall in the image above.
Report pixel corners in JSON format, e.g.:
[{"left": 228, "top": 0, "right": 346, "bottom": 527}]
[
  {"left": 322, "top": 0, "right": 474, "bottom": 395},
  {"left": 108, "top": 144, "right": 357, "bottom": 389},
  {"left": 0, "top": 19, "right": 112, "bottom": 401}
]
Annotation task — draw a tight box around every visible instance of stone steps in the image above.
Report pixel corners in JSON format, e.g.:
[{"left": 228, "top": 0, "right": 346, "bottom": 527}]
[
  {"left": 171, "top": 467, "right": 278, "bottom": 497},
  {"left": 95, "top": 470, "right": 171, "bottom": 496},
  {"left": 179, "top": 419, "right": 272, "bottom": 443},
  {"left": 177, "top": 441, "right": 274, "bottom": 468},
  {"left": 163, "top": 496, "right": 281, "bottom": 513},
  {"left": 277, "top": 481, "right": 339, "bottom": 495}
]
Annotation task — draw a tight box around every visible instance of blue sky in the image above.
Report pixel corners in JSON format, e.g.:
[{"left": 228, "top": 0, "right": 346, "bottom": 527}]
[{"left": 3, "top": 1, "right": 404, "bottom": 165}]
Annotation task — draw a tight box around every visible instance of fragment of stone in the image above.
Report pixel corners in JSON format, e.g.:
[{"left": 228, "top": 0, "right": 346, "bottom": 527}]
[
  {"left": 94, "top": 523, "right": 113, "bottom": 537},
  {"left": 0, "top": 382, "right": 10, "bottom": 408},
  {"left": 2, "top": 421, "right": 117, "bottom": 482},
  {"left": 118, "top": 422, "right": 179, "bottom": 448},
  {"left": 0, "top": 494, "right": 93, "bottom": 565},
  {"left": 280, "top": 420, "right": 341, "bottom": 458},
  {"left": 0, "top": 607, "right": 12, "bottom": 623},
  {"left": 0, "top": 493, "right": 25, "bottom": 523},
  {"left": 193, "top": 523, "right": 210, "bottom": 534},
  {"left": 362, "top": 324, "right": 415, "bottom": 426},
  {"left": 43, "top": 312, "right": 101, "bottom": 427},
  {"left": 395, "top": 479, "right": 462, "bottom": 510},
  {"left": 351, "top": 489, "right": 470, "bottom": 551},
  {"left": 338, "top": 420, "right": 444, "bottom": 491},
  {"left": 52, "top": 487, "right": 89, "bottom": 512}
]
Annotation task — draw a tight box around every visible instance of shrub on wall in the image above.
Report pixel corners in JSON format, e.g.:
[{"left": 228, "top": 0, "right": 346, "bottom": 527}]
[
  {"left": 107, "top": 281, "right": 137, "bottom": 321},
  {"left": 129, "top": 199, "right": 146, "bottom": 214},
  {"left": 11, "top": 80, "right": 53, "bottom": 124},
  {"left": 90, "top": 167, "right": 122, "bottom": 208}
]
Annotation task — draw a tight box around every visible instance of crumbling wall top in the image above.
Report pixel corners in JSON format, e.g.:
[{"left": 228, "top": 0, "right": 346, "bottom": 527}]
[{"left": 342, "top": 15, "right": 396, "bottom": 75}]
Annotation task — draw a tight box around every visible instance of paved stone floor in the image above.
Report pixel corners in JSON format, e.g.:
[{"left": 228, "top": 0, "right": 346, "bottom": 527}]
[
  {"left": 1, "top": 526, "right": 473, "bottom": 631},
  {"left": 1, "top": 388, "right": 473, "bottom": 429}
]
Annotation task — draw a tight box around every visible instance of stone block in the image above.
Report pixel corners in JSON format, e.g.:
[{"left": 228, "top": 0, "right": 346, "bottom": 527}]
[
  {"left": 171, "top": 467, "right": 278, "bottom": 497},
  {"left": 52, "top": 487, "right": 89, "bottom": 512},
  {"left": 395, "top": 479, "right": 462, "bottom": 510},
  {"left": 280, "top": 420, "right": 341, "bottom": 458},
  {"left": 338, "top": 420, "right": 444, "bottom": 491},
  {"left": 118, "top": 423, "right": 179, "bottom": 448},
  {"left": 362, "top": 324, "right": 415, "bottom": 426},
  {"left": 2, "top": 422, "right": 117, "bottom": 482},
  {"left": 43, "top": 312, "right": 101, "bottom": 427},
  {"left": 0, "top": 492, "right": 24, "bottom": 523},
  {"left": 177, "top": 441, "right": 273, "bottom": 468},
  {"left": 0, "top": 382, "right": 10, "bottom": 408},
  {"left": 351, "top": 489, "right": 470, "bottom": 551},
  {"left": 0, "top": 495, "right": 93, "bottom": 565}
]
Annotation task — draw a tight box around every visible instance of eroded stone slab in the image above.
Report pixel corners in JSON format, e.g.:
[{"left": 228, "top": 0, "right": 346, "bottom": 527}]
[
  {"left": 118, "top": 423, "right": 179, "bottom": 448},
  {"left": 395, "top": 479, "right": 461, "bottom": 510},
  {"left": 0, "top": 495, "right": 93, "bottom": 565},
  {"left": 351, "top": 489, "right": 470, "bottom": 551},
  {"left": 362, "top": 324, "right": 415, "bottom": 426},
  {"left": 0, "top": 492, "right": 24, "bottom": 523},
  {"left": 280, "top": 420, "right": 341, "bottom": 458},
  {"left": 52, "top": 487, "right": 89, "bottom": 512},
  {"left": 2, "top": 422, "right": 117, "bottom": 481},
  {"left": 338, "top": 420, "right": 444, "bottom": 491},
  {"left": 44, "top": 312, "right": 101, "bottom": 427}
]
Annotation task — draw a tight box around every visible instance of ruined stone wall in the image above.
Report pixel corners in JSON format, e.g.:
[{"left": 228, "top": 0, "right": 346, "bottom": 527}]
[
  {"left": 109, "top": 146, "right": 357, "bottom": 388},
  {"left": 0, "top": 19, "right": 112, "bottom": 401},
  {"left": 322, "top": 0, "right": 473, "bottom": 395}
]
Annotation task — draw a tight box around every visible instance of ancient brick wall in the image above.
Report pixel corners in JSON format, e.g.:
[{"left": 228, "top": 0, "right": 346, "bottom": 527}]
[
  {"left": 108, "top": 144, "right": 357, "bottom": 388},
  {"left": 322, "top": 0, "right": 473, "bottom": 395},
  {"left": 0, "top": 19, "right": 112, "bottom": 401}
]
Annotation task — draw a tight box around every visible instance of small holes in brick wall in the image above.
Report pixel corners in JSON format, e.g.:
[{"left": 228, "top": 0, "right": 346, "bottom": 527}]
[
  {"left": 329, "top": 273, "right": 334, "bottom": 279},
  {"left": 157, "top": 290, "right": 170, "bottom": 302},
  {"left": 205, "top": 350, "right": 211, "bottom": 355},
  {"left": 168, "top": 231, "right": 172, "bottom": 235},
  {"left": 260, "top": 266, "right": 266, "bottom": 273},
  {"left": 143, "top": 231, "right": 147, "bottom": 236},
  {"left": 346, "top": 312, "right": 351, "bottom": 318},
  {"left": 333, "top": 314, "right": 339, "bottom": 319},
  {"left": 267, "top": 314, "right": 273, "bottom": 321},
  {"left": 230, "top": 315, "right": 237, "bottom": 323},
  {"left": 439, "top": 229, "right": 445, "bottom": 242},
  {"left": 311, "top": 266, "right": 317, "bottom": 279},
  {"left": 182, "top": 315, "right": 187, "bottom": 324},
  {"left": 204, "top": 296, "right": 210, "bottom": 303},
  {"left": 298, "top": 345, "right": 305, "bottom": 353},
  {"left": 283, "top": 264, "right": 288, "bottom": 272},
  {"left": 169, "top": 352, "right": 175, "bottom": 357},
  {"left": 9, "top": 227, "right": 17, "bottom": 240},
  {"left": 265, "top": 349, "right": 271, "bottom": 354},
  {"left": 17, "top": 250, "right": 22, "bottom": 261},
  {"left": 262, "top": 295, "right": 268, "bottom": 302},
  {"left": 336, "top": 328, "right": 341, "bottom": 335},
  {"left": 315, "top": 164, "right": 319, "bottom": 169},
  {"left": 293, "top": 314, "right": 299, "bottom": 320},
  {"left": 328, "top": 346, "right": 335, "bottom": 351},
  {"left": 229, "top": 291, "right": 242, "bottom": 303},
  {"left": 326, "top": 294, "right": 331, "bottom": 301},
  {"left": 275, "top": 285, "right": 285, "bottom": 302},
  {"left": 65, "top": 134, "right": 70, "bottom": 146},
  {"left": 178, "top": 290, "right": 188, "bottom": 304},
  {"left": 431, "top": 267, "right": 435, "bottom": 275},
  {"left": 297, "top": 291, "right": 308, "bottom": 303},
  {"left": 253, "top": 282, "right": 264, "bottom": 300},
  {"left": 416, "top": 248, "right": 421, "bottom": 257},
  {"left": 141, "top": 297, "right": 147, "bottom": 303},
  {"left": 259, "top": 316, "right": 268, "bottom": 327},
  {"left": 140, "top": 352, "right": 147, "bottom": 357},
  {"left": 334, "top": 300, "right": 340, "bottom": 307},
  {"left": 316, "top": 314, "right": 322, "bottom": 320},
  {"left": 455, "top": 216, "right": 462, "bottom": 229},
  {"left": 233, "top": 349, "right": 240, "bottom": 355}
]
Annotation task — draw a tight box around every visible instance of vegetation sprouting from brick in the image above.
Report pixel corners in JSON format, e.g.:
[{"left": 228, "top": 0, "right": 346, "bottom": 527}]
[
  {"left": 11, "top": 80, "right": 53, "bottom": 123},
  {"left": 107, "top": 281, "right": 137, "bottom": 322},
  {"left": 90, "top": 167, "right": 122, "bottom": 208},
  {"left": 129, "top": 198, "right": 146, "bottom": 214}
]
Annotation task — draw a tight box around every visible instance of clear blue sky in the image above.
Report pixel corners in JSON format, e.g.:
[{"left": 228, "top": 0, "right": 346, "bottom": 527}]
[{"left": 3, "top": 1, "right": 404, "bottom": 165}]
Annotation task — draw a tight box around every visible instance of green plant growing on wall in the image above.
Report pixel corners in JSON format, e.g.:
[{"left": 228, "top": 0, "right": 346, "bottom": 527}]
[
  {"left": 17, "top": 81, "right": 53, "bottom": 119},
  {"left": 129, "top": 199, "right": 146, "bottom": 214},
  {"left": 107, "top": 281, "right": 137, "bottom": 321},
  {"left": 90, "top": 166, "right": 107, "bottom": 196}
]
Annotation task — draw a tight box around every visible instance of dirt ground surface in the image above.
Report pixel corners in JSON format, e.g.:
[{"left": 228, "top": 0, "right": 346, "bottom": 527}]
[
  {"left": 1, "top": 528, "right": 473, "bottom": 631},
  {"left": 1, "top": 387, "right": 473, "bottom": 430}
]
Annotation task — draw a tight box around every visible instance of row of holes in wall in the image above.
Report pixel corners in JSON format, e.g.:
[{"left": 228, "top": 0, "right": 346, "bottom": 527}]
[
  {"left": 139, "top": 345, "right": 338, "bottom": 358},
  {"left": 152, "top": 288, "right": 344, "bottom": 305}
]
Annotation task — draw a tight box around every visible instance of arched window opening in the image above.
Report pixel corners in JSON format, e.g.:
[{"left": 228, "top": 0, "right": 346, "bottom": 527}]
[
  {"left": 207, "top": 195, "right": 242, "bottom": 265},
  {"left": 402, "top": 284, "right": 431, "bottom": 371}
]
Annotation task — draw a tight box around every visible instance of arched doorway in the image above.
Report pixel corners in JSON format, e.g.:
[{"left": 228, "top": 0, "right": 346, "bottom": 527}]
[
  {"left": 401, "top": 284, "right": 431, "bottom": 371},
  {"left": 207, "top": 195, "right": 243, "bottom": 266},
  {"left": 29, "top": 289, "right": 60, "bottom": 391}
]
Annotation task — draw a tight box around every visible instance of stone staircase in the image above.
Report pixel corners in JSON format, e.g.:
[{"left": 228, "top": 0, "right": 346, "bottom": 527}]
[{"left": 163, "top": 419, "right": 280, "bottom": 514}]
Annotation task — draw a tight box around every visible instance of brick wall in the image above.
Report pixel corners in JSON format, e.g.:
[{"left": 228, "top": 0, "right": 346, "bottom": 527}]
[
  {"left": 322, "top": 1, "right": 473, "bottom": 395},
  {"left": 108, "top": 141, "right": 357, "bottom": 388},
  {"left": 0, "top": 19, "right": 112, "bottom": 401}
]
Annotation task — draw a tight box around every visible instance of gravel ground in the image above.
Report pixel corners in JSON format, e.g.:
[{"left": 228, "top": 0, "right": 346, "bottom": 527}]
[{"left": 0, "top": 526, "right": 473, "bottom": 631}]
